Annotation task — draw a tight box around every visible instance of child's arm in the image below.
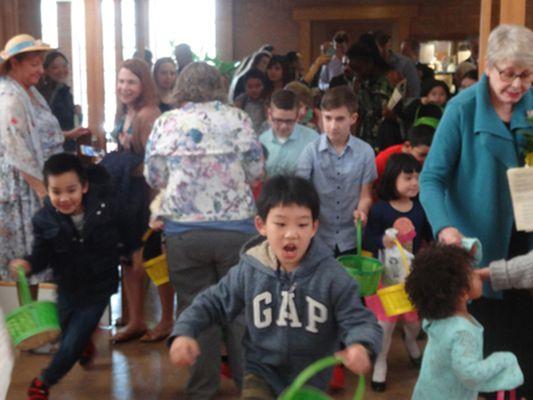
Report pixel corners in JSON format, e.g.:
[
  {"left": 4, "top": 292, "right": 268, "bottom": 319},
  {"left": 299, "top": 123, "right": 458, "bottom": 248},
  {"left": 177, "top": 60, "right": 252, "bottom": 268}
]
[
  {"left": 451, "top": 329, "right": 524, "bottom": 392},
  {"left": 362, "top": 203, "right": 386, "bottom": 256},
  {"left": 477, "top": 250, "right": 533, "bottom": 290},
  {"left": 9, "top": 213, "right": 55, "bottom": 277},
  {"left": 168, "top": 263, "right": 246, "bottom": 363},
  {"left": 334, "top": 275, "right": 383, "bottom": 368},
  {"left": 353, "top": 183, "right": 373, "bottom": 226}
]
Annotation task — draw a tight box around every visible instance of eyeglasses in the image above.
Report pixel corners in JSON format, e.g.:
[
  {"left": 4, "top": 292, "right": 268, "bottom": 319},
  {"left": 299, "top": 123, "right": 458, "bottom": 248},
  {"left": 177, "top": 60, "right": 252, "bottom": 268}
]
[
  {"left": 271, "top": 118, "right": 297, "bottom": 126},
  {"left": 493, "top": 65, "right": 532, "bottom": 84}
]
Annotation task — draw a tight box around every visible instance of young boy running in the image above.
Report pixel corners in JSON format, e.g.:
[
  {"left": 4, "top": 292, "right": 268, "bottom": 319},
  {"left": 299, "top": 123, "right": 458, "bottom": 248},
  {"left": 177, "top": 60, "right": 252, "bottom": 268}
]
[
  {"left": 9, "top": 153, "right": 125, "bottom": 400},
  {"left": 297, "top": 86, "right": 376, "bottom": 256},
  {"left": 169, "top": 175, "right": 382, "bottom": 399}
]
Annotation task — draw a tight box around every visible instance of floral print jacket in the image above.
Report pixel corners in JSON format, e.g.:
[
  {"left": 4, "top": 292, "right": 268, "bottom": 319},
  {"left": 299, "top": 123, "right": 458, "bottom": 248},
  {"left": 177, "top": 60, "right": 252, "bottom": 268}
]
[{"left": 144, "top": 101, "right": 264, "bottom": 223}]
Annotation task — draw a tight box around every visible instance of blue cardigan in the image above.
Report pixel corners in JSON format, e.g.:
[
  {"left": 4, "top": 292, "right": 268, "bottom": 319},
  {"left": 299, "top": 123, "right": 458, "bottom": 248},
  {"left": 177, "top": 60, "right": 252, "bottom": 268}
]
[{"left": 420, "top": 76, "right": 532, "bottom": 294}]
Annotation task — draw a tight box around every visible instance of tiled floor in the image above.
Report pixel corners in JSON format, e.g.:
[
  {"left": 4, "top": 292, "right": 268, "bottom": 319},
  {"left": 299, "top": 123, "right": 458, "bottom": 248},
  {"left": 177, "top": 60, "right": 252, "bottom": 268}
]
[{"left": 7, "top": 327, "right": 422, "bottom": 399}]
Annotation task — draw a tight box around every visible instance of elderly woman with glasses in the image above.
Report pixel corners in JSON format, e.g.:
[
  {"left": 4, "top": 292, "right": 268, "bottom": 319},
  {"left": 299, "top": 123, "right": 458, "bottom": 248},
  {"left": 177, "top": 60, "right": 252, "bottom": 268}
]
[
  {"left": 144, "top": 62, "right": 263, "bottom": 399},
  {"left": 420, "top": 24, "right": 533, "bottom": 399}
]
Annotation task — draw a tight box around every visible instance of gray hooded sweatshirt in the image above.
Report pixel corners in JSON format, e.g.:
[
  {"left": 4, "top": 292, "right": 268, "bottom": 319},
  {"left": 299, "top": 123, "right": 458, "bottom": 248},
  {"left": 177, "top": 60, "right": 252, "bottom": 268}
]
[{"left": 170, "top": 236, "right": 382, "bottom": 395}]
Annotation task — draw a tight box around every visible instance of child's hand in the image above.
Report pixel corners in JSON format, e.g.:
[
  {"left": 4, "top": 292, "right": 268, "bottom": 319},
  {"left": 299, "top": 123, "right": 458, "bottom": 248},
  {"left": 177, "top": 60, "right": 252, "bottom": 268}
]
[
  {"left": 8, "top": 259, "right": 31, "bottom": 279},
  {"left": 382, "top": 234, "right": 395, "bottom": 248},
  {"left": 353, "top": 210, "right": 367, "bottom": 227},
  {"left": 169, "top": 336, "right": 200, "bottom": 367},
  {"left": 335, "top": 343, "right": 372, "bottom": 375},
  {"left": 475, "top": 267, "right": 491, "bottom": 282}
]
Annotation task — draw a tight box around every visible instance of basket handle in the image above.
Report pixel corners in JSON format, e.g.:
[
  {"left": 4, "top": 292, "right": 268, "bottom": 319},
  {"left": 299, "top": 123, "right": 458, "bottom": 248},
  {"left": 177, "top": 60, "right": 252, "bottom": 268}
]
[
  {"left": 392, "top": 239, "right": 410, "bottom": 275},
  {"left": 356, "top": 218, "right": 362, "bottom": 257},
  {"left": 281, "top": 356, "right": 365, "bottom": 400},
  {"left": 142, "top": 228, "right": 154, "bottom": 244},
  {"left": 16, "top": 266, "right": 33, "bottom": 306}
]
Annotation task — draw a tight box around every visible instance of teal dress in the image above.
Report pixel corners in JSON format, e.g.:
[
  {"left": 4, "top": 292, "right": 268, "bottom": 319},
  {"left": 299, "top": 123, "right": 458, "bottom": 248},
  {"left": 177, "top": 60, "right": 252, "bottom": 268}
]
[
  {"left": 412, "top": 316, "right": 523, "bottom": 400},
  {"left": 420, "top": 76, "right": 533, "bottom": 296}
]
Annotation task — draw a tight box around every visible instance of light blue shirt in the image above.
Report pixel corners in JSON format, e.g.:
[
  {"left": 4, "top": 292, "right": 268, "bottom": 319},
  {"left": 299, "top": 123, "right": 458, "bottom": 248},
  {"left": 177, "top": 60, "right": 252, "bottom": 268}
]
[
  {"left": 296, "top": 134, "right": 376, "bottom": 252},
  {"left": 413, "top": 316, "right": 523, "bottom": 400},
  {"left": 259, "top": 124, "right": 318, "bottom": 177}
]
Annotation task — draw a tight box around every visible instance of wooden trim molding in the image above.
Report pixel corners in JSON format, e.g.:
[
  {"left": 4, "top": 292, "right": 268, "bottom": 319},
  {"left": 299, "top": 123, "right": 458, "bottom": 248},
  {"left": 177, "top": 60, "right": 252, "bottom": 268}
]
[
  {"left": 84, "top": 0, "right": 106, "bottom": 149},
  {"left": 292, "top": 4, "right": 418, "bottom": 69},
  {"left": 478, "top": 0, "right": 492, "bottom": 74},
  {"left": 499, "top": 0, "right": 526, "bottom": 25}
]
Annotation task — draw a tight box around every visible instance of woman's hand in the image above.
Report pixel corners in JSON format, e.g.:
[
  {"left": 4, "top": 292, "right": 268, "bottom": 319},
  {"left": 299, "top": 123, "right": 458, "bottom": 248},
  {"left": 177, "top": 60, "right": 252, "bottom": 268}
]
[
  {"left": 149, "top": 219, "right": 165, "bottom": 231},
  {"left": 336, "top": 343, "right": 372, "bottom": 375},
  {"left": 438, "top": 226, "right": 463, "bottom": 245},
  {"left": 169, "top": 336, "right": 200, "bottom": 367},
  {"left": 64, "top": 127, "right": 91, "bottom": 140}
]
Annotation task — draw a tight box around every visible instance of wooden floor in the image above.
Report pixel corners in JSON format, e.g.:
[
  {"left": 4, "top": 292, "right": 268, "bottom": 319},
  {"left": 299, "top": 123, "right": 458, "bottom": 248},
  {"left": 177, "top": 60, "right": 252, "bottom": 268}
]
[{"left": 7, "top": 327, "right": 421, "bottom": 399}]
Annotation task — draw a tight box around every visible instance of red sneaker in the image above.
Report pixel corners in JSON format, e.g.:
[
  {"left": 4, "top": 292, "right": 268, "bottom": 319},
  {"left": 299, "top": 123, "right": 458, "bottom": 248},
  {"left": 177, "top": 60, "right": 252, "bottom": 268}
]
[
  {"left": 79, "top": 340, "right": 96, "bottom": 370},
  {"left": 27, "top": 377, "right": 49, "bottom": 400},
  {"left": 329, "top": 365, "right": 345, "bottom": 390}
]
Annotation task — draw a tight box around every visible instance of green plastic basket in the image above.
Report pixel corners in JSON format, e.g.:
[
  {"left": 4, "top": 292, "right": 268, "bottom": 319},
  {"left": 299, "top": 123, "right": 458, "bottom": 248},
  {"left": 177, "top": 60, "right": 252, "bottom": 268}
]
[
  {"left": 5, "top": 267, "right": 60, "bottom": 350},
  {"left": 337, "top": 219, "right": 383, "bottom": 296},
  {"left": 279, "top": 356, "right": 365, "bottom": 400}
]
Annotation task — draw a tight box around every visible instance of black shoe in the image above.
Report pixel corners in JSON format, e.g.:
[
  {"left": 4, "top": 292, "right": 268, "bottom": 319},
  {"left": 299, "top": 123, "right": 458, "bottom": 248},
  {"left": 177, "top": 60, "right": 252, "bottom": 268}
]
[
  {"left": 410, "top": 354, "right": 422, "bottom": 369},
  {"left": 416, "top": 330, "right": 427, "bottom": 341},
  {"left": 371, "top": 380, "right": 386, "bottom": 392}
]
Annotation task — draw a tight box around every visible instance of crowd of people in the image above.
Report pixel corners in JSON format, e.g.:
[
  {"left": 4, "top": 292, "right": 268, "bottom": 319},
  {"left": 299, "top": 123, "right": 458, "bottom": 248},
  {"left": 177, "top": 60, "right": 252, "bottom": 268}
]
[{"left": 0, "top": 22, "right": 532, "bottom": 400}]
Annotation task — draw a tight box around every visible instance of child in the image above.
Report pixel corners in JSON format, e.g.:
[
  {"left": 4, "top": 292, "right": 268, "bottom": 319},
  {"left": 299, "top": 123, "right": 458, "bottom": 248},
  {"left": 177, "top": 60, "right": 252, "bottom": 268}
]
[
  {"left": 259, "top": 90, "right": 318, "bottom": 177},
  {"left": 405, "top": 244, "right": 523, "bottom": 400},
  {"left": 374, "top": 123, "right": 436, "bottom": 189},
  {"left": 297, "top": 85, "right": 376, "bottom": 256},
  {"left": 400, "top": 83, "right": 447, "bottom": 130},
  {"left": 168, "top": 175, "right": 382, "bottom": 399},
  {"left": 234, "top": 68, "right": 267, "bottom": 134},
  {"left": 8, "top": 153, "right": 124, "bottom": 400},
  {"left": 363, "top": 153, "right": 432, "bottom": 391}
]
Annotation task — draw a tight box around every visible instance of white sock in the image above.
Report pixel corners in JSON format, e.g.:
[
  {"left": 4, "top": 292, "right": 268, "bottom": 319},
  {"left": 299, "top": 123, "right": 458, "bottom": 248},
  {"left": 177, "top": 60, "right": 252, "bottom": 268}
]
[
  {"left": 403, "top": 321, "right": 422, "bottom": 359},
  {"left": 372, "top": 320, "right": 396, "bottom": 382}
]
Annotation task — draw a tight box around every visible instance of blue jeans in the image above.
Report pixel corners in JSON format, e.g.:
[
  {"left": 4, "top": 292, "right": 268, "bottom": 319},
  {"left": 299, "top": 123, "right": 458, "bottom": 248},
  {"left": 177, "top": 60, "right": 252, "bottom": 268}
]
[{"left": 41, "top": 292, "right": 107, "bottom": 386}]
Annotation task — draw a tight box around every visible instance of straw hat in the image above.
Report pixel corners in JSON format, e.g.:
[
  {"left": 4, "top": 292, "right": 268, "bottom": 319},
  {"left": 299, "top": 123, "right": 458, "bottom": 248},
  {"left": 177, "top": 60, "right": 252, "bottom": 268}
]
[{"left": 0, "top": 34, "right": 51, "bottom": 72}]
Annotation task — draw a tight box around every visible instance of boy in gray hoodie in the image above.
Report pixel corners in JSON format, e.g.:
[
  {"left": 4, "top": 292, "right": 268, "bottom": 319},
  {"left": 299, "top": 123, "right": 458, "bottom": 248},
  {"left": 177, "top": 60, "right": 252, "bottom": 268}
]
[{"left": 169, "top": 175, "right": 382, "bottom": 398}]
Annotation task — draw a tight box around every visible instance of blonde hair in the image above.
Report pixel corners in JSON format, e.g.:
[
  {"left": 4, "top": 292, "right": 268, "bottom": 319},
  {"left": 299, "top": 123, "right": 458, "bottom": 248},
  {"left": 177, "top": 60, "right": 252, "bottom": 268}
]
[{"left": 486, "top": 24, "right": 533, "bottom": 68}]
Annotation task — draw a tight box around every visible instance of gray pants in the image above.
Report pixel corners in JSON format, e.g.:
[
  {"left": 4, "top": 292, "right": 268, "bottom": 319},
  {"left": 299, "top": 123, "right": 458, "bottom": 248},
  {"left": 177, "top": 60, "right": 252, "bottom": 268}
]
[{"left": 167, "top": 229, "right": 252, "bottom": 400}]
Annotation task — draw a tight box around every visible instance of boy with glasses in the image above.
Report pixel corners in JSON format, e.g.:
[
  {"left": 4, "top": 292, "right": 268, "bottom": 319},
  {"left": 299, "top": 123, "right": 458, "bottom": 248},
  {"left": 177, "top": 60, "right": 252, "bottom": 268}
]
[{"left": 259, "top": 90, "right": 318, "bottom": 177}]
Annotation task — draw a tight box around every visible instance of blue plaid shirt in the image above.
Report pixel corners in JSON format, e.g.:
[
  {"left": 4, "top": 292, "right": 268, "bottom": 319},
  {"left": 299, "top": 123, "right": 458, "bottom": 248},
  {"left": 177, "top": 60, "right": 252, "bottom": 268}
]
[{"left": 296, "top": 134, "right": 377, "bottom": 252}]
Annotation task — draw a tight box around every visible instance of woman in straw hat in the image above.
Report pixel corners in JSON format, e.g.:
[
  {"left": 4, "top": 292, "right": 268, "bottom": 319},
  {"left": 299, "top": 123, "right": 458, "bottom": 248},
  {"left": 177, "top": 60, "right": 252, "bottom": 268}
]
[{"left": 0, "top": 34, "right": 89, "bottom": 283}]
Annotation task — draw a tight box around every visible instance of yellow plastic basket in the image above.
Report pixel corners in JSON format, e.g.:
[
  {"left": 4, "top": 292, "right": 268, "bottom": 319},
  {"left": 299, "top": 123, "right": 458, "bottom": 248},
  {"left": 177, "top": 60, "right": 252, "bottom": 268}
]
[
  {"left": 142, "top": 229, "right": 169, "bottom": 286},
  {"left": 143, "top": 254, "right": 169, "bottom": 286},
  {"left": 377, "top": 283, "right": 414, "bottom": 317},
  {"left": 376, "top": 239, "right": 415, "bottom": 317}
]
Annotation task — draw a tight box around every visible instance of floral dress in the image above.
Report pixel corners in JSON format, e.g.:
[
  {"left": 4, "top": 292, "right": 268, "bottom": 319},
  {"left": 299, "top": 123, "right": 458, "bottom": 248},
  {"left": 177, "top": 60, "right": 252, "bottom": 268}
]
[
  {"left": 144, "top": 101, "right": 264, "bottom": 223},
  {"left": 0, "top": 76, "right": 64, "bottom": 281}
]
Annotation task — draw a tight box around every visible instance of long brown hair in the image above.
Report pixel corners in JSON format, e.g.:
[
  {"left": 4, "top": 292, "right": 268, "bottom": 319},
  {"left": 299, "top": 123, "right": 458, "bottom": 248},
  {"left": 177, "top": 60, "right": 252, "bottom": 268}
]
[{"left": 116, "top": 58, "right": 158, "bottom": 115}]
